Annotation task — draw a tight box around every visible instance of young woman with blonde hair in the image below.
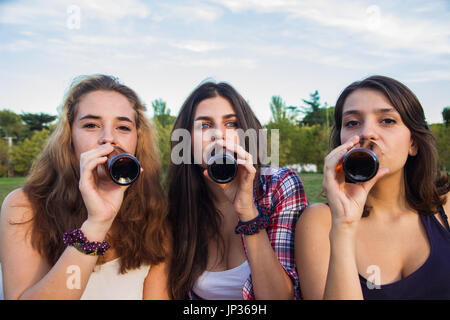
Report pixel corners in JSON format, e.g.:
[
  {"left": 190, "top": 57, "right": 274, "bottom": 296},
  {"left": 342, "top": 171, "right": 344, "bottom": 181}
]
[{"left": 0, "top": 74, "right": 169, "bottom": 299}]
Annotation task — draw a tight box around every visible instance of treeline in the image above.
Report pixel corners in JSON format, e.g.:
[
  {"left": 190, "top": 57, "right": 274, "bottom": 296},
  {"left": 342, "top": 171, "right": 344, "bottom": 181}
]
[{"left": 0, "top": 95, "right": 449, "bottom": 177}]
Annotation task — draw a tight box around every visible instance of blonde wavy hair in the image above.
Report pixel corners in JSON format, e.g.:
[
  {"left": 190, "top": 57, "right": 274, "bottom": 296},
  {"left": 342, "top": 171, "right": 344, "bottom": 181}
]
[{"left": 22, "top": 74, "right": 168, "bottom": 272}]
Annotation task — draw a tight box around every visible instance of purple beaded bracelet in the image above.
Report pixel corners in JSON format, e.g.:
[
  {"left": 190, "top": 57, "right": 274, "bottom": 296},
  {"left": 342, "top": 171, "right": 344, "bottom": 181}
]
[
  {"left": 63, "top": 229, "right": 110, "bottom": 256},
  {"left": 234, "top": 208, "right": 270, "bottom": 235}
]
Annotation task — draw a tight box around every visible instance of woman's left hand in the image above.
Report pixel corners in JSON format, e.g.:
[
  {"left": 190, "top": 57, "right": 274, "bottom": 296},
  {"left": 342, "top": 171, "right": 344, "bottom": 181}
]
[{"left": 203, "top": 139, "right": 258, "bottom": 221}]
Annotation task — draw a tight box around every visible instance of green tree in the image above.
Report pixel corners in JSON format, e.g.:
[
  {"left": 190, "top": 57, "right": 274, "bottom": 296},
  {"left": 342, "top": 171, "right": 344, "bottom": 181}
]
[
  {"left": 154, "top": 120, "right": 173, "bottom": 177},
  {"left": 0, "top": 109, "right": 22, "bottom": 138},
  {"left": 0, "top": 139, "right": 9, "bottom": 177},
  {"left": 269, "top": 96, "right": 298, "bottom": 123},
  {"left": 300, "top": 91, "right": 334, "bottom": 127},
  {"left": 300, "top": 125, "right": 330, "bottom": 171},
  {"left": 443, "top": 106, "right": 450, "bottom": 126},
  {"left": 430, "top": 123, "right": 450, "bottom": 171},
  {"left": 11, "top": 129, "right": 51, "bottom": 176},
  {"left": 151, "top": 99, "right": 175, "bottom": 177},
  {"left": 265, "top": 96, "right": 302, "bottom": 166},
  {"left": 20, "top": 112, "right": 56, "bottom": 140},
  {"left": 152, "top": 99, "right": 175, "bottom": 127}
]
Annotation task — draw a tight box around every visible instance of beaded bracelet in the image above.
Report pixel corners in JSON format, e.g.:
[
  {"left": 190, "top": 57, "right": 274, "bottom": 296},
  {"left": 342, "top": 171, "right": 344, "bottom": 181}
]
[
  {"left": 234, "top": 207, "right": 270, "bottom": 235},
  {"left": 62, "top": 229, "right": 110, "bottom": 256}
]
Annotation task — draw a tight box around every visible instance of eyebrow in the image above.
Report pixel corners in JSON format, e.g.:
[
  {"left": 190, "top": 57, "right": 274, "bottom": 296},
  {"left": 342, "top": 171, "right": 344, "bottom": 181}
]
[
  {"left": 194, "top": 113, "right": 237, "bottom": 121},
  {"left": 343, "top": 107, "right": 396, "bottom": 117},
  {"left": 79, "top": 114, "right": 134, "bottom": 124}
]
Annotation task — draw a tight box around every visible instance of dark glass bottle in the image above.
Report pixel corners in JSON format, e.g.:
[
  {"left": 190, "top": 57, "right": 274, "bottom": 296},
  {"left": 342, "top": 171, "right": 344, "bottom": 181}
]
[
  {"left": 207, "top": 153, "right": 238, "bottom": 184},
  {"left": 105, "top": 146, "right": 141, "bottom": 186},
  {"left": 342, "top": 147, "right": 379, "bottom": 183}
]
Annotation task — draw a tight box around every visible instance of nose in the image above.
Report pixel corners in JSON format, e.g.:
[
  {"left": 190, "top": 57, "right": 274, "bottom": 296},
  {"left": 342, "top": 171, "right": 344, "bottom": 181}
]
[
  {"left": 359, "top": 120, "right": 379, "bottom": 147},
  {"left": 98, "top": 126, "right": 116, "bottom": 145},
  {"left": 203, "top": 127, "right": 224, "bottom": 143}
]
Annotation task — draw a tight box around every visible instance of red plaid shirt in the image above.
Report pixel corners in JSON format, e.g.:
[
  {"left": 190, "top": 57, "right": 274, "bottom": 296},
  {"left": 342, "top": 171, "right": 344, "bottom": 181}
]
[{"left": 241, "top": 166, "right": 308, "bottom": 300}]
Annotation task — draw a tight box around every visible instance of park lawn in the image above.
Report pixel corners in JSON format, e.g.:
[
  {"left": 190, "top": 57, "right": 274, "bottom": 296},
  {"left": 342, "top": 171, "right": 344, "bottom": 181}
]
[
  {"left": 0, "top": 177, "right": 26, "bottom": 206},
  {"left": 297, "top": 172, "right": 324, "bottom": 205},
  {"left": 0, "top": 173, "right": 325, "bottom": 208}
]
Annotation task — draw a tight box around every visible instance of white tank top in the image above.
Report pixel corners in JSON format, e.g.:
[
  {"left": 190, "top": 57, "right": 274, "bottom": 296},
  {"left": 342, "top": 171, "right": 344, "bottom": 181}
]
[
  {"left": 81, "top": 258, "right": 150, "bottom": 300},
  {"left": 192, "top": 260, "right": 251, "bottom": 300}
]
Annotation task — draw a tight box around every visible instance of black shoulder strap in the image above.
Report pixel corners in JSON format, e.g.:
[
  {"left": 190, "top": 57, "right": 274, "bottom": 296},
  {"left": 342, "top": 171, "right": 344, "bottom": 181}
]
[{"left": 438, "top": 205, "right": 450, "bottom": 232}]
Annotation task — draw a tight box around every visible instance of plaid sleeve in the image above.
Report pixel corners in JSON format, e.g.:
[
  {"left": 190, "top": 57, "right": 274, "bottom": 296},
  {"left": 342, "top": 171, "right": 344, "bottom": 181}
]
[{"left": 243, "top": 168, "right": 308, "bottom": 300}]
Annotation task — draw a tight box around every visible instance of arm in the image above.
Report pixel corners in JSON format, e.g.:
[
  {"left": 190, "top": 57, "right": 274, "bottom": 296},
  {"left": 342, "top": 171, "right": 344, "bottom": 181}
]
[
  {"left": 206, "top": 141, "right": 305, "bottom": 299},
  {"left": 0, "top": 189, "right": 107, "bottom": 299},
  {"left": 295, "top": 203, "right": 332, "bottom": 299},
  {"left": 241, "top": 170, "right": 306, "bottom": 300},
  {"left": 143, "top": 261, "right": 171, "bottom": 299},
  {"left": 143, "top": 230, "right": 172, "bottom": 299},
  {"left": 0, "top": 143, "right": 128, "bottom": 299},
  {"left": 242, "top": 208, "right": 294, "bottom": 300},
  {"left": 320, "top": 136, "right": 389, "bottom": 300}
]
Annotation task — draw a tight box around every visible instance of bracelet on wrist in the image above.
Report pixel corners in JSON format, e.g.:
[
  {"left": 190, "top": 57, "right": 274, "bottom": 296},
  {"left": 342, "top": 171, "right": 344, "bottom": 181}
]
[
  {"left": 234, "top": 206, "right": 270, "bottom": 235},
  {"left": 63, "top": 229, "right": 110, "bottom": 256}
]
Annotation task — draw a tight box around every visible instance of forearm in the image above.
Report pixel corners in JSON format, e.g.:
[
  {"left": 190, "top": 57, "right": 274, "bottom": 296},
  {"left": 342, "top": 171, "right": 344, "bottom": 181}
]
[
  {"left": 323, "top": 227, "right": 362, "bottom": 300},
  {"left": 244, "top": 230, "right": 294, "bottom": 300},
  {"left": 17, "top": 220, "right": 109, "bottom": 300}
]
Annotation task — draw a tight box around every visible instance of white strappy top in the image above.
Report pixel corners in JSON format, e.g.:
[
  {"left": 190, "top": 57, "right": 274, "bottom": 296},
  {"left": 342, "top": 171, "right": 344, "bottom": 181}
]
[
  {"left": 192, "top": 260, "right": 251, "bottom": 300},
  {"left": 81, "top": 258, "right": 150, "bottom": 300}
]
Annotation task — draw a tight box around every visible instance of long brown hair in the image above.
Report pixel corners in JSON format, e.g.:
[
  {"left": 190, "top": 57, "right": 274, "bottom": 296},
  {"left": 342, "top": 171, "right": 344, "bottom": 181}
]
[
  {"left": 330, "top": 75, "right": 448, "bottom": 216},
  {"left": 166, "top": 81, "right": 263, "bottom": 299},
  {"left": 21, "top": 74, "right": 168, "bottom": 272}
]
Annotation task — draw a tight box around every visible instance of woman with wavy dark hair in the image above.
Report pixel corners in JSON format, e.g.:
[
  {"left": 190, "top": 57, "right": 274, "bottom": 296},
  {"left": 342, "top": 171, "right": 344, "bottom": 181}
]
[
  {"left": 295, "top": 75, "right": 450, "bottom": 299},
  {"left": 0, "top": 74, "right": 169, "bottom": 299},
  {"left": 166, "top": 81, "right": 307, "bottom": 300}
]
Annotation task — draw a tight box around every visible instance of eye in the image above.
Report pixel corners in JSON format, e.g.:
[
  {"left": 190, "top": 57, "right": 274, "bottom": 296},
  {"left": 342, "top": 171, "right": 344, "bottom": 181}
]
[
  {"left": 201, "top": 122, "right": 211, "bottom": 129},
  {"left": 82, "top": 123, "right": 98, "bottom": 129},
  {"left": 118, "top": 125, "right": 132, "bottom": 131},
  {"left": 344, "top": 120, "right": 359, "bottom": 128},
  {"left": 381, "top": 118, "right": 396, "bottom": 125},
  {"left": 225, "top": 121, "right": 238, "bottom": 128}
]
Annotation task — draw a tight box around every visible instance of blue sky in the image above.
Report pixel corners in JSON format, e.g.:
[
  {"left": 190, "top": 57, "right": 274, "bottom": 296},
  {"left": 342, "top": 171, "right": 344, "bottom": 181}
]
[{"left": 0, "top": 0, "right": 449, "bottom": 124}]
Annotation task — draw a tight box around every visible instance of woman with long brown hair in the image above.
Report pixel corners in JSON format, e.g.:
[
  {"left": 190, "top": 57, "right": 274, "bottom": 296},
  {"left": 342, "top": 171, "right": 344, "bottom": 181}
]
[
  {"left": 0, "top": 74, "right": 169, "bottom": 299},
  {"left": 295, "top": 75, "right": 450, "bottom": 299},
  {"left": 167, "top": 81, "right": 307, "bottom": 300}
]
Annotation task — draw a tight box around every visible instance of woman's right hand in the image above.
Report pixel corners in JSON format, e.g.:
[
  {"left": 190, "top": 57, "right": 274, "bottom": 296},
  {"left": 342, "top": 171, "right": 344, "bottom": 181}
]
[
  {"left": 78, "top": 143, "right": 129, "bottom": 234},
  {"left": 323, "top": 136, "right": 389, "bottom": 230}
]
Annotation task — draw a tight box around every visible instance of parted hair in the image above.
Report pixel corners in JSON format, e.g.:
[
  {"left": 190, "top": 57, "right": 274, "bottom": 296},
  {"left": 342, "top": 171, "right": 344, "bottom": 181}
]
[
  {"left": 330, "top": 75, "right": 448, "bottom": 216},
  {"left": 166, "top": 81, "right": 263, "bottom": 299},
  {"left": 21, "top": 74, "right": 168, "bottom": 272}
]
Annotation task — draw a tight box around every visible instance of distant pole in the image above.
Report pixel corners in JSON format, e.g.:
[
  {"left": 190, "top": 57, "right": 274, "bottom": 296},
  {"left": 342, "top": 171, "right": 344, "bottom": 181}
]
[{"left": 6, "top": 136, "right": 13, "bottom": 177}]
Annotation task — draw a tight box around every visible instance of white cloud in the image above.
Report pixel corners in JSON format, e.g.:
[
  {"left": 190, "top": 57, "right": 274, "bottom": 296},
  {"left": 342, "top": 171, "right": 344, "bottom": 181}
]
[
  {"left": 0, "top": 0, "right": 151, "bottom": 26},
  {"left": 79, "top": 0, "right": 151, "bottom": 21},
  {"left": 169, "top": 40, "right": 226, "bottom": 53},
  {"left": 406, "top": 70, "right": 450, "bottom": 83},
  {"left": 213, "top": 0, "right": 450, "bottom": 55},
  {"left": 169, "top": 55, "right": 257, "bottom": 69},
  {"left": 157, "top": 2, "right": 223, "bottom": 23}
]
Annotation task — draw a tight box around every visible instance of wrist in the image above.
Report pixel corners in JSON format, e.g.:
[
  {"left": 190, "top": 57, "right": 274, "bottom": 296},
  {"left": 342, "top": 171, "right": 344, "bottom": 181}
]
[
  {"left": 329, "top": 223, "right": 358, "bottom": 246},
  {"left": 237, "top": 205, "right": 259, "bottom": 223},
  {"left": 81, "top": 219, "right": 111, "bottom": 242}
]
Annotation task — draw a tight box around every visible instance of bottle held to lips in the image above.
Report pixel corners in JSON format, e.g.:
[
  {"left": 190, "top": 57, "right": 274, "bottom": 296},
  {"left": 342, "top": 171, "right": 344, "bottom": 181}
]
[
  {"left": 104, "top": 146, "right": 141, "bottom": 185},
  {"left": 342, "top": 147, "right": 379, "bottom": 183},
  {"left": 207, "top": 153, "right": 238, "bottom": 184}
]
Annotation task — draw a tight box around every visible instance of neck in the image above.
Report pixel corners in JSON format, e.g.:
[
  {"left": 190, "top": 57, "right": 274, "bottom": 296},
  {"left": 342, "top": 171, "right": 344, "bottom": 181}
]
[{"left": 366, "top": 169, "right": 411, "bottom": 218}]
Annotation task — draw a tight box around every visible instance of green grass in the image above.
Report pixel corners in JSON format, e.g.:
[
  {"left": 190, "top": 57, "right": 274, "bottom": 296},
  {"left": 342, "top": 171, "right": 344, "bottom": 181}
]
[
  {"left": 0, "top": 177, "right": 26, "bottom": 207},
  {"left": 0, "top": 173, "right": 324, "bottom": 209},
  {"left": 297, "top": 172, "right": 324, "bottom": 205}
]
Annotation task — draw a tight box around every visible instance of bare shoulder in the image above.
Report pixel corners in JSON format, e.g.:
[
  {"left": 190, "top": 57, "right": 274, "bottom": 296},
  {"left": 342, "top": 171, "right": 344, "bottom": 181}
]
[
  {"left": 1, "top": 188, "right": 34, "bottom": 225},
  {"left": 297, "top": 203, "right": 332, "bottom": 232}
]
